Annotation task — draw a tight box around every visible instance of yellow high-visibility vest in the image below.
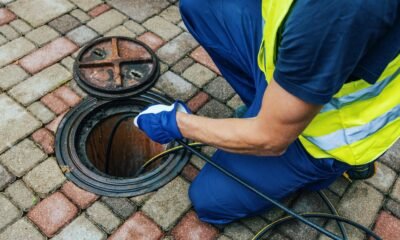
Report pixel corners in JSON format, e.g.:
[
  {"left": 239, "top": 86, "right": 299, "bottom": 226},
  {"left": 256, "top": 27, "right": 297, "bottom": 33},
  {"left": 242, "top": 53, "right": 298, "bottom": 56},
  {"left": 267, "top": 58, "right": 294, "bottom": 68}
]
[{"left": 258, "top": 0, "right": 400, "bottom": 166}]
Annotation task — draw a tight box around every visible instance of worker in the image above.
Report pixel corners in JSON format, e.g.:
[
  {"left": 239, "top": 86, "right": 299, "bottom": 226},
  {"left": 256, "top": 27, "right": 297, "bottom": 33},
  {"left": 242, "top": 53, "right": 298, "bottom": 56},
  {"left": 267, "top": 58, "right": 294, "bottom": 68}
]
[{"left": 134, "top": 0, "right": 400, "bottom": 224}]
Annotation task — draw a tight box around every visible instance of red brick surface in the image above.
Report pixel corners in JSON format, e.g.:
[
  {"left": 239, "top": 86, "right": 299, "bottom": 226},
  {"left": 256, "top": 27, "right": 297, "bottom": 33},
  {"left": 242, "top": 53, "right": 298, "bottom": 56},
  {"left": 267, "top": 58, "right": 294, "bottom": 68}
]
[
  {"left": 19, "top": 37, "right": 78, "bottom": 74},
  {"left": 181, "top": 164, "right": 199, "bottom": 182},
  {"left": 190, "top": 47, "right": 220, "bottom": 75},
  {"left": 109, "top": 212, "right": 164, "bottom": 240},
  {"left": 172, "top": 211, "right": 219, "bottom": 240},
  {"left": 32, "top": 128, "right": 55, "bottom": 154},
  {"left": 137, "top": 32, "right": 165, "bottom": 51},
  {"left": 0, "top": 8, "right": 16, "bottom": 26},
  {"left": 46, "top": 112, "right": 67, "bottom": 133},
  {"left": 28, "top": 192, "right": 78, "bottom": 237},
  {"left": 187, "top": 92, "right": 210, "bottom": 112},
  {"left": 54, "top": 86, "right": 82, "bottom": 107},
  {"left": 372, "top": 211, "right": 400, "bottom": 240},
  {"left": 88, "top": 4, "right": 111, "bottom": 17},
  {"left": 61, "top": 181, "right": 99, "bottom": 209},
  {"left": 41, "top": 93, "right": 69, "bottom": 115}
]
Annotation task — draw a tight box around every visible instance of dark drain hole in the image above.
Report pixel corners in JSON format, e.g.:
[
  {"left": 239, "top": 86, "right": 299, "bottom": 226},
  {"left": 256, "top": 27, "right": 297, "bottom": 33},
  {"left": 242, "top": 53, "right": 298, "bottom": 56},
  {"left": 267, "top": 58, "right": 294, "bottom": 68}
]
[{"left": 86, "top": 114, "right": 166, "bottom": 178}]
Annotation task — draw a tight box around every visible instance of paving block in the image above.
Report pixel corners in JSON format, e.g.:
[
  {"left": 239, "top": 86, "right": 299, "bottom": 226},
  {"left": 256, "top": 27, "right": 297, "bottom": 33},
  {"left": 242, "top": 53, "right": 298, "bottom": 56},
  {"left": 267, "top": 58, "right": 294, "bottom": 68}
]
[
  {"left": 0, "top": 37, "right": 35, "bottom": 68},
  {"left": 109, "top": 212, "right": 164, "bottom": 240},
  {"left": 23, "top": 158, "right": 66, "bottom": 197},
  {"left": 380, "top": 140, "right": 400, "bottom": 172},
  {"left": 0, "top": 217, "right": 45, "bottom": 240},
  {"left": 9, "top": 64, "right": 72, "bottom": 106},
  {"left": 187, "top": 91, "right": 210, "bottom": 113},
  {"left": 217, "top": 235, "right": 232, "bottom": 240},
  {"left": 372, "top": 211, "right": 400, "bottom": 240},
  {"left": 0, "top": 34, "right": 6, "bottom": 45},
  {"left": 66, "top": 25, "right": 99, "bottom": 46},
  {"left": 181, "top": 163, "right": 199, "bottom": 182},
  {"left": 172, "top": 211, "right": 219, "bottom": 240},
  {"left": 0, "top": 139, "right": 46, "bottom": 177},
  {"left": 160, "top": 5, "right": 181, "bottom": 23},
  {"left": 28, "top": 102, "right": 55, "bottom": 124},
  {"left": 61, "top": 181, "right": 98, "bottom": 209},
  {"left": 366, "top": 162, "right": 396, "bottom": 193},
  {"left": 0, "top": 64, "right": 27, "bottom": 91},
  {"left": 105, "top": 25, "right": 136, "bottom": 39},
  {"left": 31, "top": 128, "right": 55, "bottom": 154},
  {"left": 190, "top": 155, "right": 206, "bottom": 170},
  {"left": 241, "top": 216, "right": 268, "bottom": 233},
  {"left": 0, "top": 164, "right": 14, "bottom": 190},
  {"left": 41, "top": 93, "right": 69, "bottom": 115},
  {"left": 0, "top": 193, "right": 22, "bottom": 231},
  {"left": 172, "top": 57, "right": 194, "bottom": 74},
  {"left": 328, "top": 176, "right": 350, "bottom": 197},
  {"left": 108, "top": 0, "right": 169, "bottom": 23},
  {"left": 27, "top": 192, "right": 78, "bottom": 237},
  {"left": 49, "top": 14, "right": 81, "bottom": 34},
  {"left": 86, "top": 201, "right": 121, "bottom": 233},
  {"left": 223, "top": 223, "right": 254, "bottom": 240},
  {"left": 61, "top": 56, "right": 75, "bottom": 72},
  {"left": 88, "top": 4, "right": 111, "bottom": 18},
  {"left": 70, "top": 9, "right": 91, "bottom": 23},
  {"left": 87, "top": 9, "right": 127, "bottom": 34},
  {"left": 183, "top": 63, "right": 216, "bottom": 88},
  {"left": 123, "top": 20, "right": 146, "bottom": 35},
  {"left": 20, "top": 37, "right": 78, "bottom": 74},
  {"left": 70, "top": 0, "right": 102, "bottom": 11},
  {"left": 102, "top": 197, "right": 136, "bottom": 220},
  {"left": 143, "top": 16, "right": 182, "bottom": 41},
  {"left": 157, "top": 32, "right": 198, "bottom": 65},
  {"left": 45, "top": 111, "right": 67, "bottom": 133},
  {"left": 191, "top": 46, "right": 220, "bottom": 74},
  {"left": 197, "top": 99, "right": 233, "bottom": 118},
  {"left": 391, "top": 178, "right": 400, "bottom": 203},
  {"left": 52, "top": 215, "right": 106, "bottom": 240},
  {"left": 9, "top": 0, "right": 74, "bottom": 27},
  {"left": 25, "top": 25, "right": 60, "bottom": 46},
  {"left": 0, "top": 8, "right": 16, "bottom": 26},
  {"left": 0, "top": 95, "right": 41, "bottom": 154},
  {"left": 155, "top": 71, "right": 197, "bottom": 101},
  {"left": 386, "top": 199, "right": 400, "bottom": 218},
  {"left": 137, "top": 32, "right": 165, "bottom": 51},
  {"left": 130, "top": 192, "right": 154, "bottom": 206},
  {"left": 142, "top": 177, "right": 191, "bottom": 230},
  {"left": 4, "top": 180, "right": 37, "bottom": 211},
  {"left": 0, "top": 24, "right": 19, "bottom": 40},
  {"left": 205, "top": 77, "right": 235, "bottom": 102},
  {"left": 9, "top": 19, "right": 31, "bottom": 34},
  {"left": 54, "top": 85, "right": 82, "bottom": 107}
]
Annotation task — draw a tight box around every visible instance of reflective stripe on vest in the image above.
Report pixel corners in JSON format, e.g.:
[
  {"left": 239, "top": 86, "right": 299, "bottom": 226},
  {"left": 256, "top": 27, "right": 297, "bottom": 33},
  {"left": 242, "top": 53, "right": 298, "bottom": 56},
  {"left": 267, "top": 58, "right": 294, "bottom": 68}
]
[{"left": 258, "top": 0, "right": 400, "bottom": 165}]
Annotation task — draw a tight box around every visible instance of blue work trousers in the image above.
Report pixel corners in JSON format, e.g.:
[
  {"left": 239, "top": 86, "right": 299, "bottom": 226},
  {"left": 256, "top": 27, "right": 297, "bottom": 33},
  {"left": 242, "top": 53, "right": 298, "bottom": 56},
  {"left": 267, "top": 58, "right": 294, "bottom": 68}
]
[{"left": 180, "top": 0, "right": 351, "bottom": 224}]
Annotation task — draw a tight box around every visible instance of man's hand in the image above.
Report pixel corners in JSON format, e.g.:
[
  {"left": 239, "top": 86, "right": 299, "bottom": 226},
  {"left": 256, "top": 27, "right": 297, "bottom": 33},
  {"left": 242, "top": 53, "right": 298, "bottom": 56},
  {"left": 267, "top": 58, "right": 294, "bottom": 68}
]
[{"left": 134, "top": 101, "right": 191, "bottom": 144}]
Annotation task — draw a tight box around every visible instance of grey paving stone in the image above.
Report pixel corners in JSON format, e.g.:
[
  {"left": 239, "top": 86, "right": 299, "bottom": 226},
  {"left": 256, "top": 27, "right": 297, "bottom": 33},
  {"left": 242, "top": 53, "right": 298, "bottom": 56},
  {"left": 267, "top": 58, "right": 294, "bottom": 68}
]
[
  {"left": 198, "top": 99, "right": 233, "bottom": 118},
  {"left": 9, "top": 64, "right": 72, "bottom": 106},
  {"left": 224, "top": 222, "right": 254, "bottom": 240},
  {"left": 52, "top": 215, "right": 106, "bottom": 240},
  {"left": 157, "top": 32, "right": 198, "bottom": 65},
  {"left": 70, "top": 0, "right": 102, "bottom": 11},
  {"left": 68, "top": 79, "right": 88, "bottom": 98},
  {"left": 0, "top": 34, "right": 6, "bottom": 45},
  {"left": 9, "top": 0, "right": 74, "bottom": 27},
  {"left": 366, "top": 162, "right": 396, "bottom": 193},
  {"left": 70, "top": 9, "right": 91, "bottom": 23},
  {"left": 130, "top": 192, "right": 154, "bottom": 206},
  {"left": 217, "top": 235, "right": 232, "bottom": 240},
  {"left": 66, "top": 25, "right": 99, "bottom": 46},
  {"left": 87, "top": 9, "right": 127, "bottom": 34},
  {"left": 178, "top": 20, "right": 188, "bottom": 31},
  {"left": 28, "top": 102, "right": 55, "bottom": 124},
  {"left": 0, "top": 139, "right": 46, "bottom": 177},
  {"left": 142, "top": 177, "right": 191, "bottom": 230},
  {"left": 9, "top": 19, "right": 32, "bottom": 34},
  {"left": 0, "top": 37, "right": 35, "bottom": 68},
  {"left": 0, "top": 95, "right": 41, "bottom": 154},
  {"left": 190, "top": 155, "right": 206, "bottom": 170},
  {"left": 172, "top": 57, "right": 194, "bottom": 74},
  {"left": 261, "top": 195, "right": 296, "bottom": 222},
  {"left": 25, "top": 25, "right": 60, "bottom": 47},
  {"left": 143, "top": 16, "right": 181, "bottom": 41},
  {"left": 101, "top": 197, "right": 136, "bottom": 220},
  {"left": 108, "top": 0, "right": 170, "bottom": 23},
  {"left": 123, "top": 20, "right": 146, "bottom": 35},
  {"left": 380, "top": 140, "right": 400, "bottom": 172},
  {"left": 49, "top": 14, "right": 81, "bottom": 34},
  {"left": 160, "top": 5, "right": 181, "bottom": 23},
  {"left": 0, "top": 217, "right": 45, "bottom": 240},
  {"left": 183, "top": 63, "right": 216, "bottom": 88},
  {"left": 156, "top": 71, "right": 197, "bottom": 101},
  {"left": 4, "top": 180, "right": 37, "bottom": 211},
  {"left": 241, "top": 216, "right": 268, "bottom": 233},
  {"left": 104, "top": 26, "right": 136, "bottom": 39},
  {"left": 0, "top": 164, "right": 14, "bottom": 191},
  {"left": 270, "top": 233, "right": 291, "bottom": 240},
  {"left": 391, "top": 178, "right": 400, "bottom": 203},
  {"left": 205, "top": 77, "right": 236, "bottom": 102},
  {"left": 0, "top": 194, "right": 22, "bottom": 231},
  {"left": 385, "top": 199, "right": 400, "bottom": 218},
  {"left": 0, "top": 64, "right": 28, "bottom": 91},
  {"left": 23, "top": 158, "right": 66, "bottom": 197},
  {"left": 227, "top": 94, "right": 245, "bottom": 110},
  {"left": 0, "top": 25, "right": 19, "bottom": 40},
  {"left": 328, "top": 176, "right": 350, "bottom": 197},
  {"left": 86, "top": 201, "right": 121, "bottom": 234},
  {"left": 61, "top": 56, "right": 75, "bottom": 72}
]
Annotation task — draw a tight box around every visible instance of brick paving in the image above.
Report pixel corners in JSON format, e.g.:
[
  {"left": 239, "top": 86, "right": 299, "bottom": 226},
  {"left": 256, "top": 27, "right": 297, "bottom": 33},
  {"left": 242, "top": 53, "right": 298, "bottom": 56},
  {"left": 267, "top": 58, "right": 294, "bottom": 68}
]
[{"left": 0, "top": 1, "right": 398, "bottom": 239}]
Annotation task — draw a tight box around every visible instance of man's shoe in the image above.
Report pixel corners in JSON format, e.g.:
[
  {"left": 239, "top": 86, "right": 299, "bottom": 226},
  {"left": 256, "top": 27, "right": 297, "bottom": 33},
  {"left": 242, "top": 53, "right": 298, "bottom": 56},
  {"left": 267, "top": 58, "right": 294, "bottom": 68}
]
[{"left": 345, "top": 161, "right": 377, "bottom": 180}]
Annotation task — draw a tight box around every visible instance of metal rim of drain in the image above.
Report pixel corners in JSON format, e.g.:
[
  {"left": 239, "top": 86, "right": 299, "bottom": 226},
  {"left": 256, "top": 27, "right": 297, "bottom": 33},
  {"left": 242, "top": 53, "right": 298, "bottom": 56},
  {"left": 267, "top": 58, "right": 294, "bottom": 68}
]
[{"left": 56, "top": 37, "right": 191, "bottom": 197}]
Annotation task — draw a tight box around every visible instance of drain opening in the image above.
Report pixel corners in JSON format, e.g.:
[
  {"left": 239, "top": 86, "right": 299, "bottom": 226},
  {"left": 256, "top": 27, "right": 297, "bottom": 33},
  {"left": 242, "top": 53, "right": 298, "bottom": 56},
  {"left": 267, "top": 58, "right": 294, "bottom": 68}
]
[{"left": 85, "top": 114, "right": 166, "bottom": 178}]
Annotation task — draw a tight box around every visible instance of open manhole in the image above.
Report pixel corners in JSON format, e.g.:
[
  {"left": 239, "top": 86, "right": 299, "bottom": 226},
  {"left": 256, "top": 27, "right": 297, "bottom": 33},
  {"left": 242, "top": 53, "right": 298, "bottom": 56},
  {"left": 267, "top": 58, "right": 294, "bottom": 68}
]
[{"left": 56, "top": 37, "right": 190, "bottom": 197}]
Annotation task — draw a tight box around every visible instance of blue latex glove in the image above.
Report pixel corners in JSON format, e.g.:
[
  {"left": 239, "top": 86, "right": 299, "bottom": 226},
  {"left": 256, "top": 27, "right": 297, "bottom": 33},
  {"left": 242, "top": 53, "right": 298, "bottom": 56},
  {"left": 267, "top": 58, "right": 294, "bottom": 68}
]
[{"left": 134, "top": 101, "right": 191, "bottom": 144}]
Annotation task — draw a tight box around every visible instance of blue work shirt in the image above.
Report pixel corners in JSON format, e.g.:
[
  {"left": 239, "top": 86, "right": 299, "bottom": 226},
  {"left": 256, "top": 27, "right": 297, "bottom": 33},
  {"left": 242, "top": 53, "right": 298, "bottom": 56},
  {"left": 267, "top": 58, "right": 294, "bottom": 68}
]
[{"left": 274, "top": 0, "right": 400, "bottom": 105}]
